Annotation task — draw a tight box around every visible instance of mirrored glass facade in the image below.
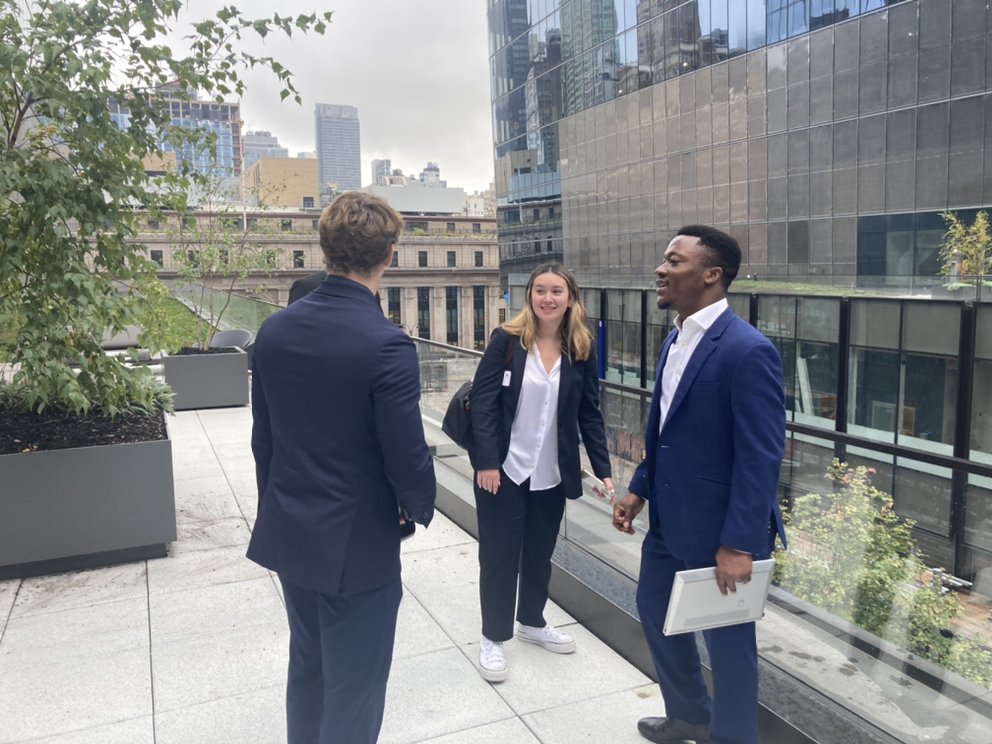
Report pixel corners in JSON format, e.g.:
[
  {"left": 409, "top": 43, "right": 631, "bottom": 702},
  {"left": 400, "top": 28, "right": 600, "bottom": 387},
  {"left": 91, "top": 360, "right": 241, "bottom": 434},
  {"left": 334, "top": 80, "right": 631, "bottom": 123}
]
[{"left": 489, "top": 0, "right": 992, "bottom": 286}]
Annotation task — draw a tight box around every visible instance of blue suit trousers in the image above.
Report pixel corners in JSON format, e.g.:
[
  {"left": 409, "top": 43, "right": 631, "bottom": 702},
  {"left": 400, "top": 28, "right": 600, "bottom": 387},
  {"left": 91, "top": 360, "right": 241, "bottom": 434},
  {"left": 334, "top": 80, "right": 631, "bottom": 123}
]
[
  {"left": 280, "top": 575, "right": 402, "bottom": 744},
  {"left": 636, "top": 533, "right": 759, "bottom": 744}
]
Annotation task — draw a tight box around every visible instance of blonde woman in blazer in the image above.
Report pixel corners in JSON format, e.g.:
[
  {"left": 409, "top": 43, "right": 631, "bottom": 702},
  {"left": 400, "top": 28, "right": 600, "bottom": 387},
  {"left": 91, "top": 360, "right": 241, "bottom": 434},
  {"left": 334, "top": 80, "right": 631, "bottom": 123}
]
[{"left": 469, "top": 262, "right": 614, "bottom": 682}]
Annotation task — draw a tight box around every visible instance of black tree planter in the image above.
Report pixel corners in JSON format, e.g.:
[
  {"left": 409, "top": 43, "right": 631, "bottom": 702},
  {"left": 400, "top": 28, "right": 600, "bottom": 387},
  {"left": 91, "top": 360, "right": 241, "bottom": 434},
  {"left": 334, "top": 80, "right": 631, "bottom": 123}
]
[{"left": 0, "top": 415, "right": 176, "bottom": 580}]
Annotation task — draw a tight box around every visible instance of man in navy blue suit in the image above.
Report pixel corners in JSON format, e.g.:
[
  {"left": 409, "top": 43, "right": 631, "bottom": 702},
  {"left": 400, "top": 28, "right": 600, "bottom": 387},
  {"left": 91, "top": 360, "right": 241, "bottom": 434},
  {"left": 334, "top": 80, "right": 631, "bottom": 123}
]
[
  {"left": 248, "top": 192, "right": 436, "bottom": 744},
  {"left": 613, "top": 225, "right": 786, "bottom": 744}
]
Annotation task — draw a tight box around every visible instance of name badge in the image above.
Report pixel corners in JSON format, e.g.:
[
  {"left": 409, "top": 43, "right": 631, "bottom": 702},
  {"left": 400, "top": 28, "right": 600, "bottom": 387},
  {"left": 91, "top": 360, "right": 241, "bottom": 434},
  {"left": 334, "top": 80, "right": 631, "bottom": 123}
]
[{"left": 502, "top": 371, "right": 512, "bottom": 387}]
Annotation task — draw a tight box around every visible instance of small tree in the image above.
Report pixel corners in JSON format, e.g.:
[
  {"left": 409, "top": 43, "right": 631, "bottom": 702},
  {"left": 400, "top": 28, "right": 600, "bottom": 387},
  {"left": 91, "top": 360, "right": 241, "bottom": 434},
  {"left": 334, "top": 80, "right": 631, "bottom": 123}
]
[
  {"left": 154, "top": 180, "right": 280, "bottom": 351},
  {"left": 939, "top": 211, "right": 992, "bottom": 285},
  {"left": 0, "top": 0, "right": 330, "bottom": 415}
]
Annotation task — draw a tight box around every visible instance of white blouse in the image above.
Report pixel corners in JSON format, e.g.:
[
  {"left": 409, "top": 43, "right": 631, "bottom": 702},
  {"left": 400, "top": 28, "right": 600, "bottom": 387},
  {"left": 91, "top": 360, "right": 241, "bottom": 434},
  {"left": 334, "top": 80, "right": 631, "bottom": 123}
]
[{"left": 503, "top": 346, "right": 562, "bottom": 491}]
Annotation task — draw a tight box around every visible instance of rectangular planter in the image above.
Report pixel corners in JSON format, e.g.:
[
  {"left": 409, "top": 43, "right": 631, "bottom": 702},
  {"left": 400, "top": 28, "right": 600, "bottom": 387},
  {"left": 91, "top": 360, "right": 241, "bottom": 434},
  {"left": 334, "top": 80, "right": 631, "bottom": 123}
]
[
  {"left": 163, "top": 349, "right": 249, "bottom": 411},
  {"left": 0, "top": 421, "right": 176, "bottom": 579}
]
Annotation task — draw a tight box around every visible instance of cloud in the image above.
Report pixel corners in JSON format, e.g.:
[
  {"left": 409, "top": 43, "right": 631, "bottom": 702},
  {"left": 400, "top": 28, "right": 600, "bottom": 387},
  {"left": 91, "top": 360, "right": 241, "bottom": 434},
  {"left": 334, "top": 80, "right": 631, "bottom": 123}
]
[{"left": 177, "top": 0, "right": 494, "bottom": 192}]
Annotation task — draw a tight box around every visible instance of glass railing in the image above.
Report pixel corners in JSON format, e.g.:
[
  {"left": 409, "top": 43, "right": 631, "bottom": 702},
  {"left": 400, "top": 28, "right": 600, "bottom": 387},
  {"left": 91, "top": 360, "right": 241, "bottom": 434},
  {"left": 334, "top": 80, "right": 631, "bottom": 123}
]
[
  {"left": 412, "top": 336, "right": 992, "bottom": 744},
  {"left": 163, "top": 280, "right": 281, "bottom": 338}
]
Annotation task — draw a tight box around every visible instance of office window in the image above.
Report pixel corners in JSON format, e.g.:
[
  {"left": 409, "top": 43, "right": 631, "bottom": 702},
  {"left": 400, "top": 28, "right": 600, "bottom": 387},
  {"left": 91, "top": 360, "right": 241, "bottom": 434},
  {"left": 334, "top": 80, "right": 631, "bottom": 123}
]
[
  {"left": 292, "top": 250, "right": 304, "bottom": 268},
  {"left": 418, "top": 251, "right": 428, "bottom": 267},
  {"left": 475, "top": 251, "right": 484, "bottom": 267},
  {"left": 150, "top": 249, "right": 163, "bottom": 266},
  {"left": 447, "top": 222, "right": 456, "bottom": 232},
  {"left": 281, "top": 219, "right": 293, "bottom": 232},
  {"left": 472, "top": 222, "right": 481, "bottom": 233},
  {"left": 446, "top": 286, "right": 458, "bottom": 345},
  {"left": 245, "top": 217, "right": 257, "bottom": 231},
  {"left": 408, "top": 220, "right": 429, "bottom": 232},
  {"left": 181, "top": 215, "right": 196, "bottom": 229},
  {"left": 312, "top": 219, "right": 319, "bottom": 232},
  {"left": 387, "top": 287, "right": 401, "bottom": 326},
  {"left": 390, "top": 249, "right": 399, "bottom": 267},
  {"left": 146, "top": 218, "right": 160, "bottom": 230},
  {"left": 447, "top": 251, "right": 456, "bottom": 267},
  {"left": 417, "top": 287, "right": 431, "bottom": 339},
  {"left": 303, "top": 196, "right": 315, "bottom": 209}
]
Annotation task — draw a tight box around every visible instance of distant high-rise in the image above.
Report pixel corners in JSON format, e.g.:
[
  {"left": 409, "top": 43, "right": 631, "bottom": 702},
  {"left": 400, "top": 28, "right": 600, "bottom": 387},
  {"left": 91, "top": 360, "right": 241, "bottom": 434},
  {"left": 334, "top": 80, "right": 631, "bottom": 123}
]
[
  {"left": 242, "top": 130, "right": 289, "bottom": 169},
  {"left": 371, "top": 158, "right": 392, "bottom": 185},
  {"left": 314, "top": 103, "right": 361, "bottom": 201}
]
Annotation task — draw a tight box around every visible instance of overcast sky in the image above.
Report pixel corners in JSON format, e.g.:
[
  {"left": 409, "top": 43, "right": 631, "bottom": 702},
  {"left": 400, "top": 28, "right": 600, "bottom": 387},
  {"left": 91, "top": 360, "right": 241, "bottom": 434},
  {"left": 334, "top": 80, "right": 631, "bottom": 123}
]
[{"left": 178, "top": 1, "right": 494, "bottom": 193}]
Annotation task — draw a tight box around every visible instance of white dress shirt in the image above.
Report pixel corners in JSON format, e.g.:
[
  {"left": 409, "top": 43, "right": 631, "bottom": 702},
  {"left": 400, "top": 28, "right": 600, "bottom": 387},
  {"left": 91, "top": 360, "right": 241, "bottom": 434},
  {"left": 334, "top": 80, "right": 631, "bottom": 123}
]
[
  {"left": 659, "top": 297, "right": 728, "bottom": 431},
  {"left": 503, "top": 346, "right": 562, "bottom": 491}
]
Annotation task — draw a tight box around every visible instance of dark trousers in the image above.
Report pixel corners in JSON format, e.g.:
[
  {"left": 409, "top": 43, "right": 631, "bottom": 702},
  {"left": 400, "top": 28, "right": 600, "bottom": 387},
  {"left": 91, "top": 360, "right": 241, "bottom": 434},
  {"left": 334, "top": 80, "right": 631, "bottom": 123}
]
[
  {"left": 279, "top": 575, "right": 402, "bottom": 744},
  {"left": 475, "top": 474, "right": 566, "bottom": 642},
  {"left": 635, "top": 532, "right": 760, "bottom": 744}
]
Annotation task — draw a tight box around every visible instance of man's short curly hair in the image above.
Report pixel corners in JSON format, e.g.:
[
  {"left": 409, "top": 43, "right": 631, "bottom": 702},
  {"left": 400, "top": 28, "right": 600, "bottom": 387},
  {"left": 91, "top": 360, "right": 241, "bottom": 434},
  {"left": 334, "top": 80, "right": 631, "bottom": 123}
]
[{"left": 319, "top": 192, "right": 404, "bottom": 276}]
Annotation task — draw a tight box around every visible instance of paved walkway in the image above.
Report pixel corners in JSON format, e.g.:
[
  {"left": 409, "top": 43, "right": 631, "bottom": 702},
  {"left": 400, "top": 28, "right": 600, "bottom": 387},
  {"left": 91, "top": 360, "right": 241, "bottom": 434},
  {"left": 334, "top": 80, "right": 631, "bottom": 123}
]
[{"left": 0, "top": 407, "right": 663, "bottom": 743}]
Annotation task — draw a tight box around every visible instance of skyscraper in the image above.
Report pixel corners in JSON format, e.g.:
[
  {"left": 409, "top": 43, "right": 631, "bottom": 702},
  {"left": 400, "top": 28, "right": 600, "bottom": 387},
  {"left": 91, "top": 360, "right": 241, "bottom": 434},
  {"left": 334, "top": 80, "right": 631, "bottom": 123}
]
[
  {"left": 243, "top": 130, "right": 289, "bottom": 169},
  {"left": 371, "top": 158, "right": 392, "bottom": 185},
  {"left": 314, "top": 103, "right": 361, "bottom": 201}
]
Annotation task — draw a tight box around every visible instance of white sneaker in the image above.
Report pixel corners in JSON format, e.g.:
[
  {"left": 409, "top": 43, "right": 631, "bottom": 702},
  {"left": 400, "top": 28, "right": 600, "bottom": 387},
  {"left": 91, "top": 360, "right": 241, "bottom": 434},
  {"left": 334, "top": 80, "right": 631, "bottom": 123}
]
[
  {"left": 479, "top": 637, "right": 507, "bottom": 682},
  {"left": 516, "top": 623, "right": 576, "bottom": 654}
]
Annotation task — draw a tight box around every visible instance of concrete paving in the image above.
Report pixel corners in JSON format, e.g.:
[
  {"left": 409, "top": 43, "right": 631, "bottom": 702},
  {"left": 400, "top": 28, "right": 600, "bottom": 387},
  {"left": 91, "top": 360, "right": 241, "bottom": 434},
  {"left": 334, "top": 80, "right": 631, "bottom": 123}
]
[{"left": 0, "top": 407, "right": 663, "bottom": 743}]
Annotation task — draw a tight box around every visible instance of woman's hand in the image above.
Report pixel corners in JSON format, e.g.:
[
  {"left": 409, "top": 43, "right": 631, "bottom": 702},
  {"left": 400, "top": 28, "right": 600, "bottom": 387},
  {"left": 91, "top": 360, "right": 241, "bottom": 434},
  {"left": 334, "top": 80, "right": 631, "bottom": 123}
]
[{"left": 477, "top": 469, "right": 501, "bottom": 494}]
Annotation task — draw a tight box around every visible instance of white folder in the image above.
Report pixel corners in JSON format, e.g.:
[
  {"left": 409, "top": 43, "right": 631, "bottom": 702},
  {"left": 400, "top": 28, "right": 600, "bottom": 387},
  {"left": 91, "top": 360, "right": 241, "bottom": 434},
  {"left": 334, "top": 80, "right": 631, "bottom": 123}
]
[{"left": 662, "top": 558, "right": 775, "bottom": 636}]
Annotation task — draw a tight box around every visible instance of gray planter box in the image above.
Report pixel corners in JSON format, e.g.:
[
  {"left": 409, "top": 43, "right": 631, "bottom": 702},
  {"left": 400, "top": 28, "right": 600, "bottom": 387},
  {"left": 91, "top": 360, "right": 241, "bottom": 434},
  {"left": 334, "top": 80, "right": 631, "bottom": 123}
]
[
  {"left": 163, "top": 349, "right": 249, "bottom": 410},
  {"left": 0, "top": 419, "right": 176, "bottom": 579}
]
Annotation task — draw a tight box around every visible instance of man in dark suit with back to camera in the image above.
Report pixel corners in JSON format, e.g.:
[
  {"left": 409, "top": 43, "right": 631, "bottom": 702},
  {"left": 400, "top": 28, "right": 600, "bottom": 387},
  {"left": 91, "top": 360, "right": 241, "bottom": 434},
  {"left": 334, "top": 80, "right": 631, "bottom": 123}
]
[
  {"left": 613, "top": 225, "right": 786, "bottom": 744},
  {"left": 287, "top": 269, "right": 325, "bottom": 305},
  {"left": 248, "top": 192, "right": 436, "bottom": 744}
]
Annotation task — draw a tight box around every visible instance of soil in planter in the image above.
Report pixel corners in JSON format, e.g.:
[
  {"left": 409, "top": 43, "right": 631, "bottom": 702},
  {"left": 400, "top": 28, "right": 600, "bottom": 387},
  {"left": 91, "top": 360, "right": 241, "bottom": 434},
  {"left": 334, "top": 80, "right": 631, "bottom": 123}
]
[
  {"left": 177, "top": 347, "right": 240, "bottom": 355},
  {"left": 0, "top": 405, "right": 167, "bottom": 455}
]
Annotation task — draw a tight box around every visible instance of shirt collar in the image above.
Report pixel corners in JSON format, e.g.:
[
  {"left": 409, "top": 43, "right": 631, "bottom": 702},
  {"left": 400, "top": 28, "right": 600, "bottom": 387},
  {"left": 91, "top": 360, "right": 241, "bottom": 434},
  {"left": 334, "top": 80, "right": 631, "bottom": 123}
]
[{"left": 674, "top": 297, "right": 729, "bottom": 336}]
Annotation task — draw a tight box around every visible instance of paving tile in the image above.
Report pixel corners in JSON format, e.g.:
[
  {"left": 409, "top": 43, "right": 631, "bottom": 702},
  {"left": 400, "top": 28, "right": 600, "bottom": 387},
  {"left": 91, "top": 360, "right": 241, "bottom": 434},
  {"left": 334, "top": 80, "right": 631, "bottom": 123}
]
[
  {"left": 148, "top": 544, "right": 267, "bottom": 597},
  {"left": 481, "top": 624, "right": 652, "bottom": 716},
  {"left": 151, "top": 620, "right": 287, "bottom": 712},
  {"left": 379, "top": 647, "right": 514, "bottom": 744},
  {"left": 0, "top": 647, "right": 152, "bottom": 742},
  {"left": 522, "top": 684, "right": 664, "bottom": 743},
  {"left": 172, "top": 475, "right": 242, "bottom": 524},
  {"left": 416, "top": 717, "right": 540, "bottom": 743},
  {"left": 155, "top": 685, "right": 283, "bottom": 744},
  {"left": 149, "top": 575, "right": 284, "bottom": 642},
  {"left": 0, "top": 598, "right": 147, "bottom": 667},
  {"left": 393, "top": 591, "right": 455, "bottom": 661},
  {"left": 9, "top": 564, "right": 147, "bottom": 619},
  {"left": 0, "top": 579, "right": 18, "bottom": 636},
  {"left": 406, "top": 580, "right": 574, "bottom": 649},
  {"left": 173, "top": 516, "right": 251, "bottom": 553},
  {"left": 5, "top": 716, "right": 154, "bottom": 744},
  {"left": 400, "top": 542, "right": 482, "bottom": 595},
  {"left": 400, "top": 512, "right": 475, "bottom": 555}
]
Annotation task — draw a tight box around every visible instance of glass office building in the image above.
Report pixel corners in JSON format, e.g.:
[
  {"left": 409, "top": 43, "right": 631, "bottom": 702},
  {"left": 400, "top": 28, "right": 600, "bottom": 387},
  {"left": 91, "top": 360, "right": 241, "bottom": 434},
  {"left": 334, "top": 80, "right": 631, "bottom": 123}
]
[{"left": 489, "top": 0, "right": 992, "bottom": 285}]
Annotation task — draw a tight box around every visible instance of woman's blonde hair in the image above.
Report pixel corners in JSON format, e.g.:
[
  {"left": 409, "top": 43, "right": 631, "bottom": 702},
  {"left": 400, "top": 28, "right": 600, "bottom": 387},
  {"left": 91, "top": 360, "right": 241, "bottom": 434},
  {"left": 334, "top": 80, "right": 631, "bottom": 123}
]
[{"left": 502, "top": 263, "right": 593, "bottom": 361}]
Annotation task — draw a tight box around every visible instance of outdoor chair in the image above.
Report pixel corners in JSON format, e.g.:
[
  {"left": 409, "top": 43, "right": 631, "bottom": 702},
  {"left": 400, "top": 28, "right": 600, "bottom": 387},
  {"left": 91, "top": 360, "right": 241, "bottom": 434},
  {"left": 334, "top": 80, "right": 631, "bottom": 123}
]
[{"left": 208, "top": 329, "right": 253, "bottom": 350}]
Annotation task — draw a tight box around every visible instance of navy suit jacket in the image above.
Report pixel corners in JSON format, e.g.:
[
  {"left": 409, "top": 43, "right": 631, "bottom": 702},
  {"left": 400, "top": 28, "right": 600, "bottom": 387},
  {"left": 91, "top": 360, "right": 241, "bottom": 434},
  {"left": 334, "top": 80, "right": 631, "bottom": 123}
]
[
  {"left": 247, "top": 275, "right": 436, "bottom": 595},
  {"left": 627, "top": 308, "right": 786, "bottom": 563},
  {"left": 470, "top": 327, "right": 612, "bottom": 499}
]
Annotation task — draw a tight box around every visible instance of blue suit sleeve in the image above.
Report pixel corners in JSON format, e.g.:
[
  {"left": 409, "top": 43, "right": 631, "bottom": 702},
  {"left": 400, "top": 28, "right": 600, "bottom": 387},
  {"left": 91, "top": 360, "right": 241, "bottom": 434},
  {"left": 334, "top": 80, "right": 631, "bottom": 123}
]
[
  {"left": 250, "top": 358, "right": 272, "bottom": 507},
  {"left": 721, "top": 341, "right": 786, "bottom": 554},
  {"left": 372, "top": 333, "right": 437, "bottom": 526}
]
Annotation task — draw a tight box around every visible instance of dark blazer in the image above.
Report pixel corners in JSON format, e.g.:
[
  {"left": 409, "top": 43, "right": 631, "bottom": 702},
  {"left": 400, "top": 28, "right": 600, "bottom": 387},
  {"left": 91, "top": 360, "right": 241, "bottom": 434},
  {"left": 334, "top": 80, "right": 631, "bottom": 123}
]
[
  {"left": 628, "top": 308, "right": 786, "bottom": 563},
  {"left": 470, "top": 327, "right": 611, "bottom": 499},
  {"left": 287, "top": 271, "right": 326, "bottom": 305},
  {"left": 248, "top": 275, "right": 436, "bottom": 596}
]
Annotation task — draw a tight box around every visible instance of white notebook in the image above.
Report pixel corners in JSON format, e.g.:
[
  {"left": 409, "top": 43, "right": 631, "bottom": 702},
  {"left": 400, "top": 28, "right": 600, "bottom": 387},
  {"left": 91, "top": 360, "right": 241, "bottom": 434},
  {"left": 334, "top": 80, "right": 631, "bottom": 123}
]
[{"left": 662, "top": 558, "right": 775, "bottom": 636}]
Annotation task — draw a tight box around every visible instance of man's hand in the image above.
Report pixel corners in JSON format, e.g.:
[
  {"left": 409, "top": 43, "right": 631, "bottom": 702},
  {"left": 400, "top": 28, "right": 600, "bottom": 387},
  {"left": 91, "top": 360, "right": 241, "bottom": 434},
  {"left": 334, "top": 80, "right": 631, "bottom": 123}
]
[
  {"left": 715, "top": 545, "right": 753, "bottom": 595},
  {"left": 612, "top": 492, "right": 645, "bottom": 534}
]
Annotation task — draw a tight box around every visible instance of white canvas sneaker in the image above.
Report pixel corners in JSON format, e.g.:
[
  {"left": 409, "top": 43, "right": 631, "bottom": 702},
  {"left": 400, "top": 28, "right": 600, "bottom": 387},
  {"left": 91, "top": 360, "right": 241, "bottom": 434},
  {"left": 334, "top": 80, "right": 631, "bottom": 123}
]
[
  {"left": 516, "top": 623, "right": 577, "bottom": 654},
  {"left": 479, "top": 637, "right": 507, "bottom": 682}
]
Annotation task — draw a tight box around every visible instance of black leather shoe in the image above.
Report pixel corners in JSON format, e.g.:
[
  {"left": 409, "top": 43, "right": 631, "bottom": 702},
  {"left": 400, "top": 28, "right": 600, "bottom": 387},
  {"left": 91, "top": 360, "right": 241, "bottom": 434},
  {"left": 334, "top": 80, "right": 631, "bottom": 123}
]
[{"left": 637, "top": 716, "right": 711, "bottom": 743}]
